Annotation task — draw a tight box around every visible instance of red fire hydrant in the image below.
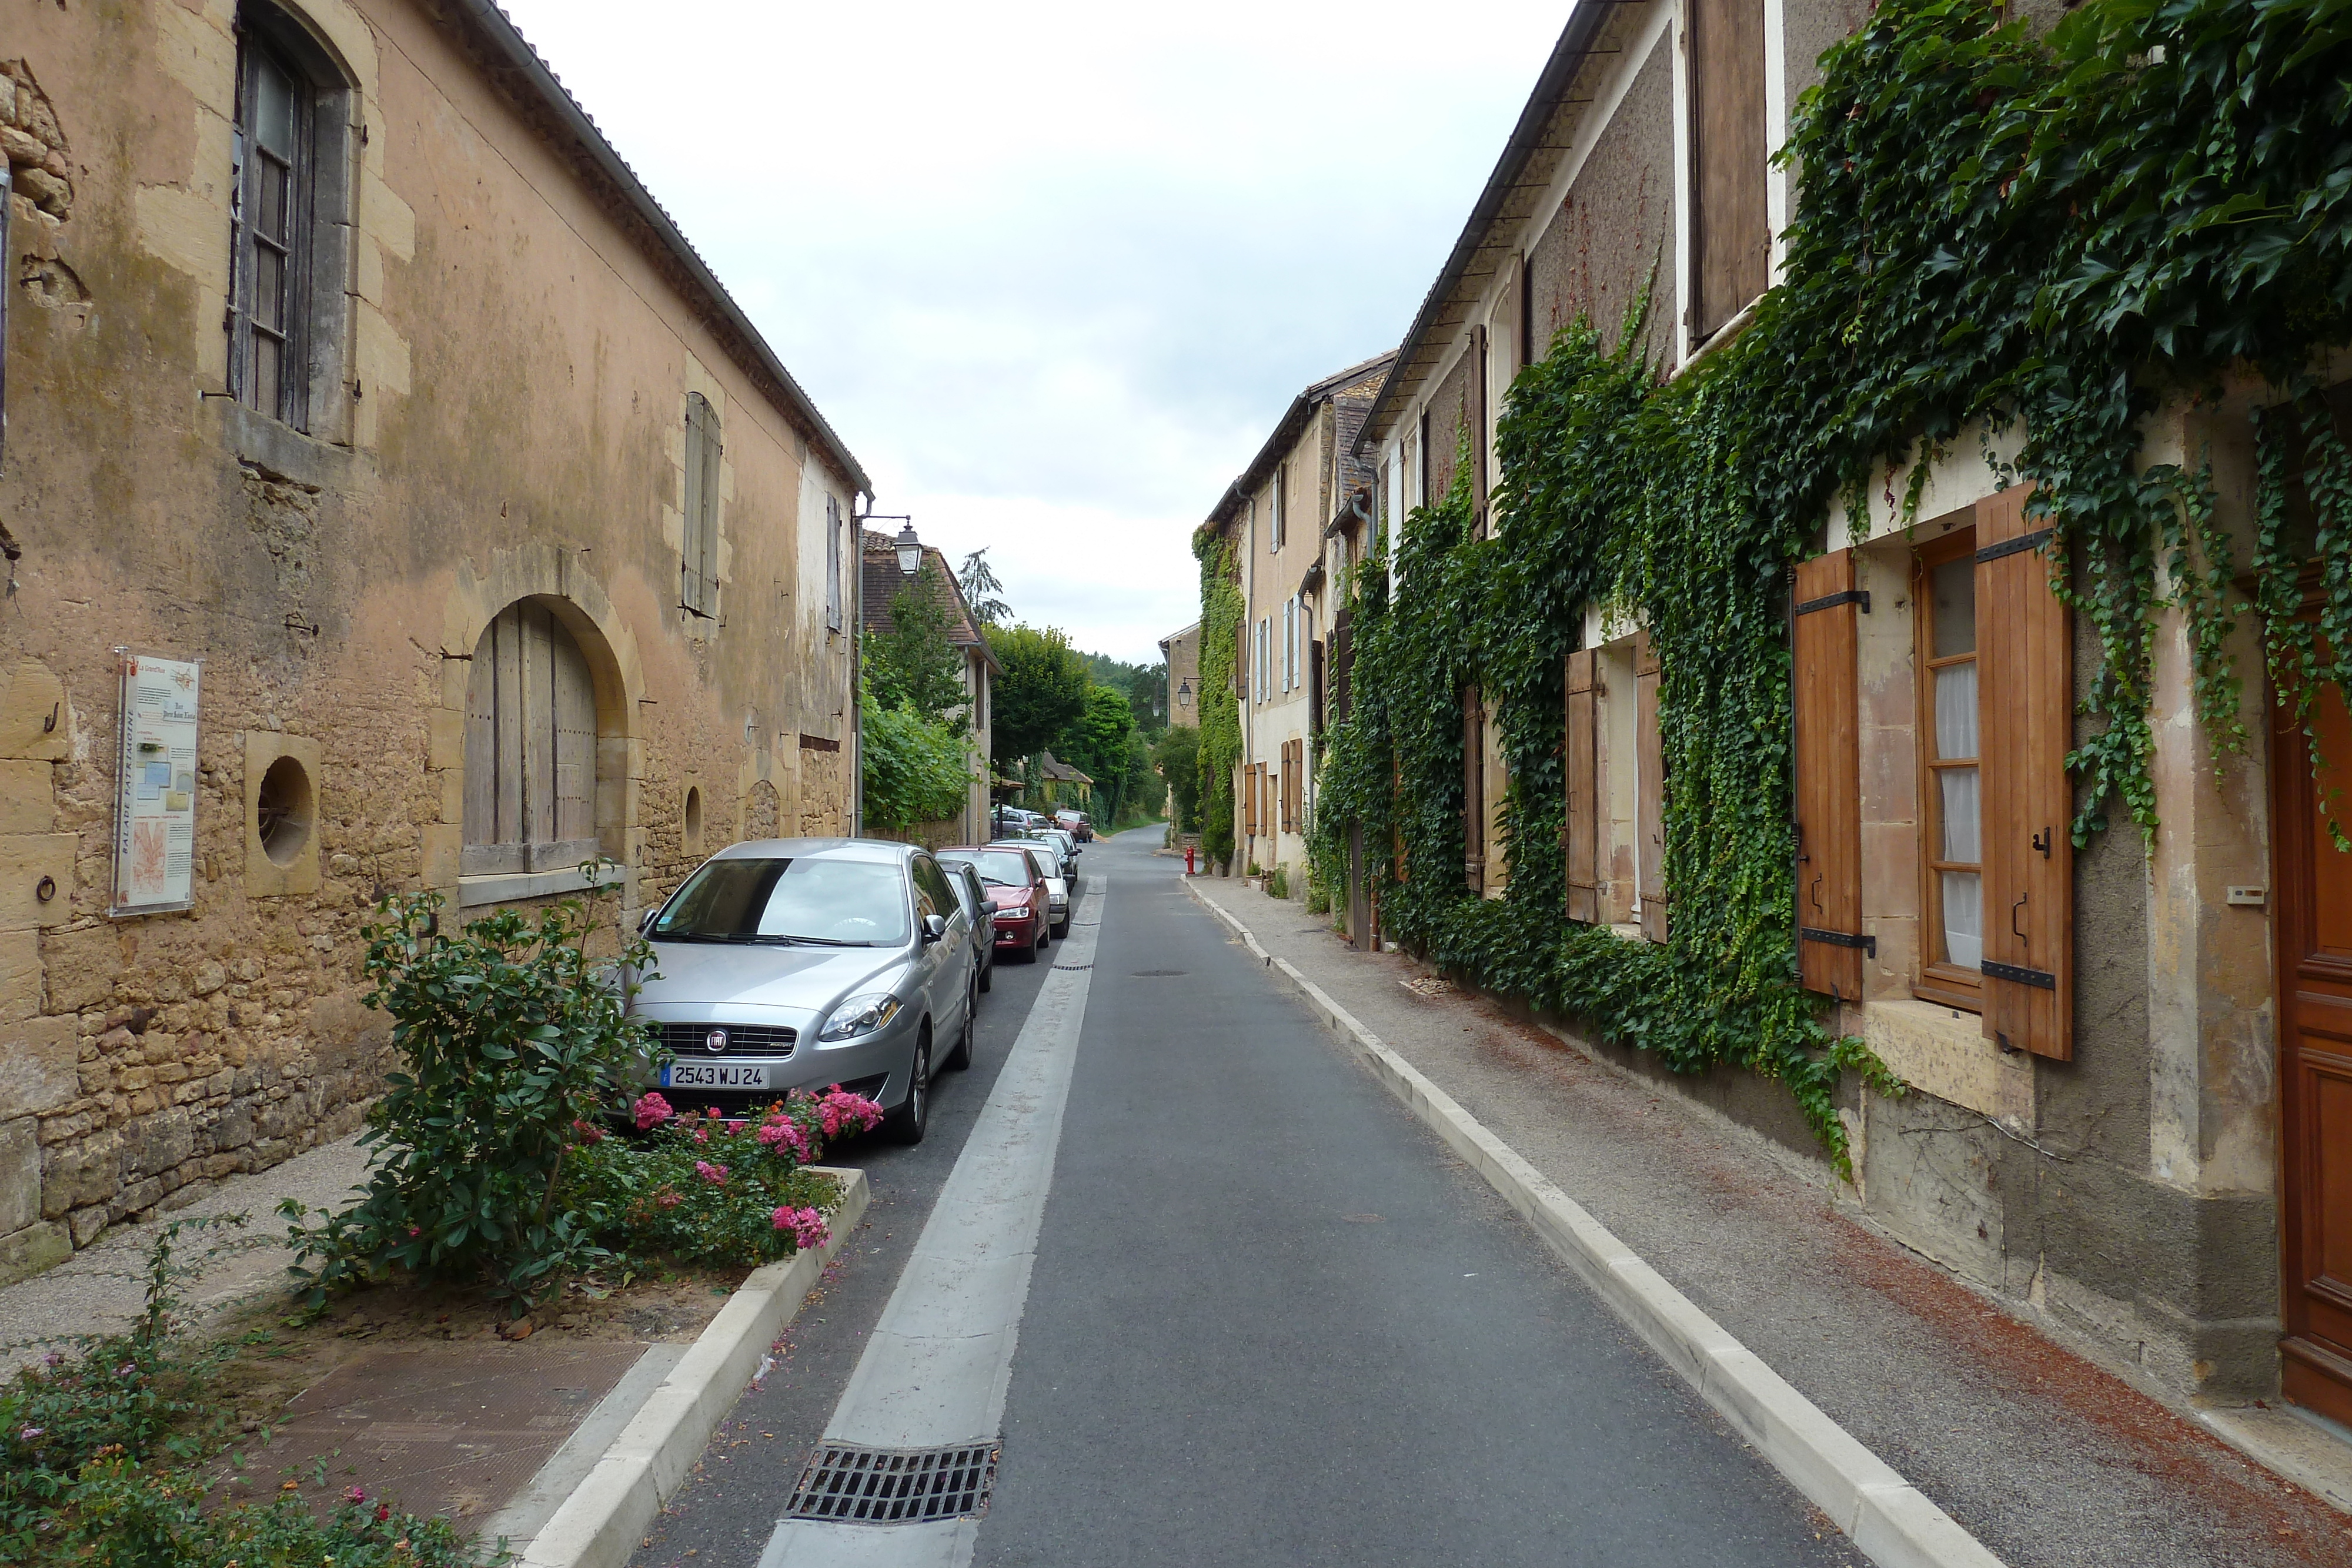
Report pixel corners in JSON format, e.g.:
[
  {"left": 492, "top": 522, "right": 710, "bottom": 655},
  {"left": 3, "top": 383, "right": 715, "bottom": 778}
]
[{"left": 1185, "top": 845, "right": 1197, "bottom": 876}]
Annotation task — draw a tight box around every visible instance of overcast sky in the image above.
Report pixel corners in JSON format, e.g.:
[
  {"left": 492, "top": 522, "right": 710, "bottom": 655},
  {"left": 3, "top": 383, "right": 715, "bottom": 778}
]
[{"left": 497, "top": 0, "right": 1569, "bottom": 665}]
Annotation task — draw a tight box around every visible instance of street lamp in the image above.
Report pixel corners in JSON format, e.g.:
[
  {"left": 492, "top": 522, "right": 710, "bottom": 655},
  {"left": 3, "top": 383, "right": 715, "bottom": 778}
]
[
  {"left": 895, "top": 522, "right": 921, "bottom": 576},
  {"left": 1177, "top": 678, "right": 1192, "bottom": 710}
]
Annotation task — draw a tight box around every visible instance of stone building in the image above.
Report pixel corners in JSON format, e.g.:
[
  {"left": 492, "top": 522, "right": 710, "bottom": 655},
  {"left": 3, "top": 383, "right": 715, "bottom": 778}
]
[
  {"left": 1200, "top": 350, "right": 1391, "bottom": 895},
  {"left": 860, "top": 529, "right": 997, "bottom": 847},
  {"left": 1346, "top": 0, "right": 2350, "bottom": 1440},
  {"left": 0, "top": 0, "right": 867, "bottom": 1280},
  {"left": 1158, "top": 622, "right": 1200, "bottom": 732}
]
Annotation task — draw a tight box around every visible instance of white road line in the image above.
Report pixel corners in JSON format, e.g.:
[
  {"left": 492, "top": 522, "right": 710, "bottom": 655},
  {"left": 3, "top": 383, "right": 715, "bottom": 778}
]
[{"left": 759, "top": 883, "right": 1106, "bottom": 1568}]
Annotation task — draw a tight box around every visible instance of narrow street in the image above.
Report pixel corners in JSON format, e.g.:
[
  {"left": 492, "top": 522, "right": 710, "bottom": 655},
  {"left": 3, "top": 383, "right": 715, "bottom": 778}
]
[{"left": 632, "top": 826, "right": 1863, "bottom": 1568}]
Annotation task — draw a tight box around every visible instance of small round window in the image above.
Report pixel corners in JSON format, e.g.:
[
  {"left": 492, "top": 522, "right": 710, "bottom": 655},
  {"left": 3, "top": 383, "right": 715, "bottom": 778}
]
[
  {"left": 683, "top": 785, "right": 704, "bottom": 855},
  {"left": 256, "top": 755, "right": 313, "bottom": 868}
]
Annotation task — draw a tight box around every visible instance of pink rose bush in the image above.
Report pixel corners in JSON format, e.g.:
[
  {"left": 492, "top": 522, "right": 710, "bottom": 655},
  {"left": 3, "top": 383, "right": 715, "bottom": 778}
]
[{"left": 562, "top": 1086, "right": 880, "bottom": 1269}]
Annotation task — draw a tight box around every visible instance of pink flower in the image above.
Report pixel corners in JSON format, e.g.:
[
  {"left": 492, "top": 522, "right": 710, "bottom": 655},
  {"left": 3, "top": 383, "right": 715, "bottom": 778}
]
[
  {"left": 694, "top": 1159, "right": 729, "bottom": 1185},
  {"left": 771, "top": 1206, "right": 828, "bottom": 1249},
  {"left": 818, "top": 1089, "right": 884, "bottom": 1137},
  {"left": 376, "top": 1503, "right": 392, "bottom": 1523},
  {"left": 694, "top": 1125, "right": 710, "bottom": 1145},
  {"left": 345, "top": 1485, "right": 368, "bottom": 1503},
  {"left": 755, "top": 1119, "right": 809, "bottom": 1159},
  {"left": 656, "top": 1189, "right": 683, "bottom": 1209},
  {"left": 571, "top": 1118, "right": 607, "bottom": 1144},
  {"left": 633, "top": 1092, "right": 674, "bottom": 1131}
]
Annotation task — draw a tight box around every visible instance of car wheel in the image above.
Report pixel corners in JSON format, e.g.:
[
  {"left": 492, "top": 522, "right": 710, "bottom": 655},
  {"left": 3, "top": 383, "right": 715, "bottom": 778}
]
[
  {"left": 887, "top": 1034, "right": 931, "bottom": 1145},
  {"left": 1053, "top": 913, "right": 1070, "bottom": 938},
  {"left": 945, "top": 982, "right": 974, "bottom": 1072}
]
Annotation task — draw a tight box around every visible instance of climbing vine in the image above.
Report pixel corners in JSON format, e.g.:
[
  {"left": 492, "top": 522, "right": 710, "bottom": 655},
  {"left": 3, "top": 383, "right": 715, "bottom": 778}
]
[
  {"left": 1310, "top": 0, "right": 2352, "bottom": 1168},
  {"left": 1193, "top": 534, "right": 1245, "bottom": 868}
]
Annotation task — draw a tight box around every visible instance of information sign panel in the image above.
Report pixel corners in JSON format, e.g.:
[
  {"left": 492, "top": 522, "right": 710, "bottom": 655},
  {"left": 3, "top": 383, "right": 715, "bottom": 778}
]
[{"left": 111, "top": 652, "right": 201, "bottom": 917}]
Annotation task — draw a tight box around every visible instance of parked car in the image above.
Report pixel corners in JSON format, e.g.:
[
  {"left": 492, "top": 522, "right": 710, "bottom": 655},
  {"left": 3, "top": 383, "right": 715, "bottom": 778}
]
[
  {"left": 940, "top": 845, "right": 1048, "bottom": 964},
  {"left": 629, "top": 838, "right": 977, "bottom": 1145},
  {"left": 991, "top": 805, "right": 1047, "bottom": 837},
  {"left": 1055, "top": 810, "right": 1093, "bottom": 842},
  {"left": 991, "top": 839, "right": 1068, "bottom": 937},
  {"left": 1031, "top": 826, "right": 1081, "bottom": 885},
  {"left": 938, "top": 857, "right": 996, "bottom": 994}
]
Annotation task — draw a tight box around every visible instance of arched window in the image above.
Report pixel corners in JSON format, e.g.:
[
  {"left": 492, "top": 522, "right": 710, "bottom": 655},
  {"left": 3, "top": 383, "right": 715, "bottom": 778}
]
[{"left": 462, "top": 601, "right": 599, "bottom": 876}]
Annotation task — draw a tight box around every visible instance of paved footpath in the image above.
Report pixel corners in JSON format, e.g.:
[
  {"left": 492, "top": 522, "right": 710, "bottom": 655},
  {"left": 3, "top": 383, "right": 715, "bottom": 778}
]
[{"left": 646, "top": 827, "right": 1864, "bottom": 1568}]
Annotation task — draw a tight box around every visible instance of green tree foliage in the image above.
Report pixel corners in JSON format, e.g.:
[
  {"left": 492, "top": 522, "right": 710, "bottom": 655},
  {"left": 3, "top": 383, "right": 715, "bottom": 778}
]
[
  {"left": 861, "top": 682, "right": 973, "bottom": 832},
  {"left": 1191, "top": 537, "right": 1244, "bottom": 867},
  {"left": 1312, "top": 0, "right": 2352, "bottom": 1169},
  {"left": 958, "top": 548, "right": 1012, "bottom": 628},
  {"left": 1155, "top": 724, "right": 1202, "bottom": 831},
  {"left": 987, "top": 623, "right": 1090, "bottom": 765},
  {"left": 864, "top": 561, "right": 969, "bottom": 727},
  {"left": 1054, "top": 684, "right": 1140, "bottom": 821}
]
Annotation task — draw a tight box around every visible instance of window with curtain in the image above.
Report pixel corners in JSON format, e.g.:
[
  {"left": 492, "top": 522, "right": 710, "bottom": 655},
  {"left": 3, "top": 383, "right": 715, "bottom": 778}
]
[{"left": 1919, "top": 536, "right": 1983, "bottom": 1004}]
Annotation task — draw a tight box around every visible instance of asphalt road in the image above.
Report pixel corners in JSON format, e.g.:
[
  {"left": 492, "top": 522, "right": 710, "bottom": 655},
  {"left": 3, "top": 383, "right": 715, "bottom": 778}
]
[{"left": 632, "top": 826, "right": 1864, "bottom": 1568}]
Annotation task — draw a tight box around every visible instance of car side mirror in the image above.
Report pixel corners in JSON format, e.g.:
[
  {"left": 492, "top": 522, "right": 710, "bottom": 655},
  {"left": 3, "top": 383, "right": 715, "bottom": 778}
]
[
  {"left": 638, "top": 907, "right": 659, "bottom": 936},
  {"left": 923, "top": 912, "right": 948, "bottom": 944}
]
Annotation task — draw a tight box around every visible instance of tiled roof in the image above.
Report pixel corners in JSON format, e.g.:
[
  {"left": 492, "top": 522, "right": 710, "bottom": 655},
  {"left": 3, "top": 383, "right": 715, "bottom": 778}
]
[{"left": 861, "top": 537, "right": 998, "bottom": 667}]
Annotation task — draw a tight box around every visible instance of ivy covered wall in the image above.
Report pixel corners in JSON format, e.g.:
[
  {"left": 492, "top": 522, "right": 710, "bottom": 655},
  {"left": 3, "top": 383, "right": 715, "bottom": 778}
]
[{"left": 1313, "top": 0, "right": 2352, "bottom": 1171}]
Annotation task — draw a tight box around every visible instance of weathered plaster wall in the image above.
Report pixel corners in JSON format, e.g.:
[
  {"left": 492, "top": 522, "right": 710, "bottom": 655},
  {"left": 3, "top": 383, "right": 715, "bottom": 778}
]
[
  {"left": 1528, "top": 38, "right": 1676, "bottom": 372},
  {"left": 0, "top": 0, "right": 858, "bottom": 1276}
]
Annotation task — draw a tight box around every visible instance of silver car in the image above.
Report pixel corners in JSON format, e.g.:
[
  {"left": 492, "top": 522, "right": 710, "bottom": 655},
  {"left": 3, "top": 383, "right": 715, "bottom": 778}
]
[
  {"left": 630, "top": 838, "right": 977, "bottom": 1145},
  {"left": 990, "top": 839, "right": 1068, "bottom": 937}
]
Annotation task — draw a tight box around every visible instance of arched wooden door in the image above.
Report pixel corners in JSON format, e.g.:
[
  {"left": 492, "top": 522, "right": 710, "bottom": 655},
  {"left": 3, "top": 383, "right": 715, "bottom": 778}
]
[{"left": 2273, "top": 622, "right": 2352, "bottom": 1427}]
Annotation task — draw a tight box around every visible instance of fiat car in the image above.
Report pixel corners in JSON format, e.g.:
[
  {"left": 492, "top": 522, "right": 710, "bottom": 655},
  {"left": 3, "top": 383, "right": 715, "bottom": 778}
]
[{"left": 629, "top": 838, "right": 975, "bottom": 1144}]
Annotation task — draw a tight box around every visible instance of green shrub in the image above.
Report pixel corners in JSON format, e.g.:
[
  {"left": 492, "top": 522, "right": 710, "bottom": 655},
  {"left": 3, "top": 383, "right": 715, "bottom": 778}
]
[
  {"left": 1267, "top": 865, "right": 1289, "bottom": 899},
  {"left": 288, "top": 878, "right": 659, "bottom": 1311},
  {"left": 861, "top": 683, "right": 971, "bottom": 833},
  {"left": 1, "top": 1219, "right": 487, "bottom": 1566}
]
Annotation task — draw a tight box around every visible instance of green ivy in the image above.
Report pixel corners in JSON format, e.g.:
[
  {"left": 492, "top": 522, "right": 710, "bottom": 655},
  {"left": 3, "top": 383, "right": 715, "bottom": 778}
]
[
  {"left": 1311, "top": 0, "right": 2352, "bottom": 1169},
  {"left": 1192, "top": 535, "right": 1245, "bottom": 868}
]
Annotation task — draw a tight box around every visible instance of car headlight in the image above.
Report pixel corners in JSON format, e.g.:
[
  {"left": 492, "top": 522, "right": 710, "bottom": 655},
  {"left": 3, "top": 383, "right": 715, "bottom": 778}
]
[{"left": 817, "top": 992, "right": 902, "bottom": 1042}]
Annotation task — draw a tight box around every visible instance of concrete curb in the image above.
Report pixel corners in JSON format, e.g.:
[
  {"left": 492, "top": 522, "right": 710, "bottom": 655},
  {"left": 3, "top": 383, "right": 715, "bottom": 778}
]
[
  {"left": 514, "top": 1165, "right": 871, "bottom": 1568},
  {"left": 1183, "top": 879, "right": 2005, "bottom": 1568}
]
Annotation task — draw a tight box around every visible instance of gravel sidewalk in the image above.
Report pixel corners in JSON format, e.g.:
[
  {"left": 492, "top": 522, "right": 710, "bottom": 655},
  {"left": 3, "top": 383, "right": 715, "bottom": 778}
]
[
  {"left": 1188, "top": 872, "right": 2352, "bottom": 1568},
  {"left": 0, "top": 1134, "right": 371, "bottom": 1367}
]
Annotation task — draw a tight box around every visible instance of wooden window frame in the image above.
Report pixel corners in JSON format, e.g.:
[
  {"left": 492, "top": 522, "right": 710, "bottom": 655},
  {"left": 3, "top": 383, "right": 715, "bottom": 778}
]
[
  {"left": 1914, "top": 529, "right": 1985, "bottom": 1012},
  {"left": 230, "top": 24, "right": 315, "bottom": 429}
]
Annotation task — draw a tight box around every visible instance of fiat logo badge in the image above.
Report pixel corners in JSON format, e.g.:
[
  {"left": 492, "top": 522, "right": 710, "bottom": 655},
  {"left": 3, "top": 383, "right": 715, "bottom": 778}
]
[{"left": 704, "top": 1028, "right": 728, "bottom": 1054}]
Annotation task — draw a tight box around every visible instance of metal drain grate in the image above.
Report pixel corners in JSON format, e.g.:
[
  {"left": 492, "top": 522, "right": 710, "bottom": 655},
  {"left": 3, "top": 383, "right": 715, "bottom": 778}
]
[
  {"left": 1051, "top": 962, "right": 1093, "bottom": 971},
  {"left": 784, "top": 1440, "right": 999, "bottom": 1524}
]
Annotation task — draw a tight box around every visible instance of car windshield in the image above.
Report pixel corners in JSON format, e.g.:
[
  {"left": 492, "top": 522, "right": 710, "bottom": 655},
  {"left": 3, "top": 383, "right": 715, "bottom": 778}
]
[
  {"left": 651, "top": 857, "right": 910, "bottom": 946},
  {"left": 946, "top": 850, "right": 1033, "bottom": 887}
]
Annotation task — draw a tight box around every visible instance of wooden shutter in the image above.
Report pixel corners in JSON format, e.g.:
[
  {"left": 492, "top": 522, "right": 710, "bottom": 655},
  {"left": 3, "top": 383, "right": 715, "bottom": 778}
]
[
  {"left": 697, "top": 402, "right": 723, "bottom": 616},
  {"left": 1309, "top": 638, "right": 1325, "bottom": 737},
  {"left": 683, "top": 396, "right": 710, "bottom": 614},
  {"left": 1792, "top": 549, "right": 1866, "bottom": 999},
  {"left": 1689, "top": 0, "right": 1770, "bottom": 344},
  {"left": 1235, "top": 620, "right": 1248, "bottom": 697},
  {"left": 1636, "top": 634, "right": 1669, "bottom": 941},
  {"left": 1565, "top": 649, "right": 1599, "bottom": 922},
  {"left": 1976, "top": 484, "right": 2072, "bottom": 1059},
  {"left": 1463, "top": 686, "right": 1485, "bottom": 891}
]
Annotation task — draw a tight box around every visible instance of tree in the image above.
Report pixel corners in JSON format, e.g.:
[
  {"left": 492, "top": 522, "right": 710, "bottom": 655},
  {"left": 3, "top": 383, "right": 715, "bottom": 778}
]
[
  {"left": 1057, "top": 684, "right": 1136, "bottom": 821},
  {"left": 860, "top": 682, "right": 971, "bottom": 833},
  {"left": 957, "top": 549, "right": 1011, "bottom": 628},
  {"left": 864, "top": 562, "right": 968, "bottom": 727},
  {"left": 1154, "top": 725, "right": 1201, "bottom": 832},
  {"left": 986, "top": 624, "right": 1089, "bottom": 766}
]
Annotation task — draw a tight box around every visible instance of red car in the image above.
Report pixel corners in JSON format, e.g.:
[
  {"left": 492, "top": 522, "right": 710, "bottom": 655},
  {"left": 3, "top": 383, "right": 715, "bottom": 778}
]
[{"left": 938, "top": 845, "right": 1050, "bottom": 962}]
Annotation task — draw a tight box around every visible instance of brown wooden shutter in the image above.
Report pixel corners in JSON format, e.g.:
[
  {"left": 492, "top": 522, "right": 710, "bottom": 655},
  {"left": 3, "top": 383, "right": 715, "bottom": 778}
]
[
  {"left": 1636, "top": 634, "right": 1669, "bottom": 941},
  {"left": 1689, "top": 0, "right": 1770, "bottom": 343},
  {"left": 1792, "top": 549, "right": 1866, "bottom": 1000},
  {"left": 1463, "top": 686, "right": 1485, "bottom": 891},
  {"left": 1236, "top": 620, "right": 1249, "bottom": 698},
  {"left": 1976, "top": 484, "right": 2072, "bottom": 1059},
  {"left": 1565, "top": 649, "right": 1600, "bottom": 922}
]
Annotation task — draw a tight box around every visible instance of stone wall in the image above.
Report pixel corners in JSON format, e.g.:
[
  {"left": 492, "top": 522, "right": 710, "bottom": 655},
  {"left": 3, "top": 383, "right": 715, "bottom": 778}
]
[{"left": 0, "top": 0, "right": 863, "bottom": 1282}]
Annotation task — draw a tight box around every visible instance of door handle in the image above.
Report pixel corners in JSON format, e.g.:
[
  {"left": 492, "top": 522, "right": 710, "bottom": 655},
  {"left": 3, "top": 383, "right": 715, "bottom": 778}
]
[
  {"left": 2012, "top": 894, "right": 2029, "bottom": 941},
  {"left": 1810, "top": 874, "right": 1824, "bottom": 915}
]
